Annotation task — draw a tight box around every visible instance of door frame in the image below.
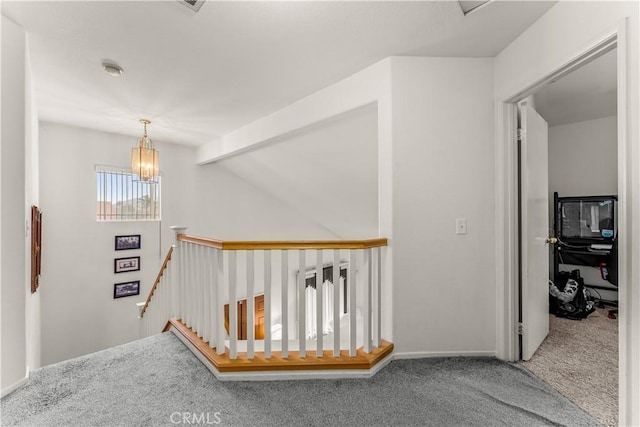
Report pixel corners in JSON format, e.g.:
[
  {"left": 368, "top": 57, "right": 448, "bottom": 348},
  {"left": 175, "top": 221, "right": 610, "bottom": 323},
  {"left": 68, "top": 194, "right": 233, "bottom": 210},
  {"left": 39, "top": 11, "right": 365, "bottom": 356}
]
[{"left": 495, "top": 20, "right": 631, "bottom": 418}]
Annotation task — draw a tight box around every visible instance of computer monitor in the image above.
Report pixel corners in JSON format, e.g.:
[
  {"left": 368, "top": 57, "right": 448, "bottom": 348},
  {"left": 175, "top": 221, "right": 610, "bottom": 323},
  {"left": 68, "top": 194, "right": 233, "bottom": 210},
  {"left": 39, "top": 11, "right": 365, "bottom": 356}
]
[{"left": 557, "top": 195, "right": 617, "bottom": 244}]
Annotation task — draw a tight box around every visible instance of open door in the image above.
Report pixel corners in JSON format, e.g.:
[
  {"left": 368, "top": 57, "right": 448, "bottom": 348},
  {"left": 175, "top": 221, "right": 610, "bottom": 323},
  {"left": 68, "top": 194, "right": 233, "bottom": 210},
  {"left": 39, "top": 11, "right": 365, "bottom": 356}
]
[
  {"left": 519, "top": 100, "right": 551, "bottom": 360},
  {"left": 224, "top": 295, "right": 265, "bottom": 340}
]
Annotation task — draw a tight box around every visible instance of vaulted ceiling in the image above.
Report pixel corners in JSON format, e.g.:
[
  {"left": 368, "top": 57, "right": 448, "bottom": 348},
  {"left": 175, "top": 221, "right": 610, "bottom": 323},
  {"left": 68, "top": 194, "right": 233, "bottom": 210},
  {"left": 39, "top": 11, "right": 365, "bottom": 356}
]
[{"left": 2, "top": 1, "right": 556, "bottom": 146}]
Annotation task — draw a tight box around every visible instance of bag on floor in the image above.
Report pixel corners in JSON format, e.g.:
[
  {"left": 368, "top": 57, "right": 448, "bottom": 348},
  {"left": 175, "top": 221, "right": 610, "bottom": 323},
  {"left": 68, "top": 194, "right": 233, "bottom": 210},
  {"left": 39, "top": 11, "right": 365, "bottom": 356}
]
[{"left": 549, "top": 269, "right": 595, "bottom": 320}]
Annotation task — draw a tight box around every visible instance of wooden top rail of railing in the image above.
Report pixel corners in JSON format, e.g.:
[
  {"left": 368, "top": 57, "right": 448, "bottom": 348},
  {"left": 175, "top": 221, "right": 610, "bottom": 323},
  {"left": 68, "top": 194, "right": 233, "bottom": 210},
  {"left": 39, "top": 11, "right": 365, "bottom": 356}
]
[
  {"left": 140, "top": 246, "right": 174, "bottom": 317},
  {"left": 177, "top": 234, "right": 388, "bottom": 250}
]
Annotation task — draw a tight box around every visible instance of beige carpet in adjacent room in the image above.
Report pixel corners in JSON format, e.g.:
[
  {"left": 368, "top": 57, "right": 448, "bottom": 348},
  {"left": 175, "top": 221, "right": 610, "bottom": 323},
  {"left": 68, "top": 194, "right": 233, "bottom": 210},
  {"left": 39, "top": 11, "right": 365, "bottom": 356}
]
[{"left": 521, "top": 307, "right": 618, "bottom": 426}]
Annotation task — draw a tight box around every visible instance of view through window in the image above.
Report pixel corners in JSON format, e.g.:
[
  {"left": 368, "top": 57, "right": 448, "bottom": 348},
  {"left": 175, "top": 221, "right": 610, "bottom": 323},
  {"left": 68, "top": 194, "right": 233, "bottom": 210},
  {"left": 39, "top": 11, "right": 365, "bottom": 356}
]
[{"left": 96, "top": 165, "right": 161, "bottom": 221}]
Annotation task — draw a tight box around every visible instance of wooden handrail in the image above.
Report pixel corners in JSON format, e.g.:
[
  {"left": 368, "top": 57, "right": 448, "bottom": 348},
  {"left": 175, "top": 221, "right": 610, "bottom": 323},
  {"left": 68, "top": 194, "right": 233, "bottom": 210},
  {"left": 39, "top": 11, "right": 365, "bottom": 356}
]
[
  {"left": 140, "top": 246, "right": 174, "bottom": 317},
  {"left": 177, "top": 234, "right": 388, "bottom": 250}
]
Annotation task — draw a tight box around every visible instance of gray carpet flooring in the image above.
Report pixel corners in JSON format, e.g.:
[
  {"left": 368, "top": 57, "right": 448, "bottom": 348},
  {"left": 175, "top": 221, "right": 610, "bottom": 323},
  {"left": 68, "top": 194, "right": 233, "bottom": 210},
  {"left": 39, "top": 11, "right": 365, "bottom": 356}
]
[
  {"left": 1, "top": 332, "right": 600, "bottom": 427},
  {"left": 521, "top": 307, "right": 618, "bottom": 426}
]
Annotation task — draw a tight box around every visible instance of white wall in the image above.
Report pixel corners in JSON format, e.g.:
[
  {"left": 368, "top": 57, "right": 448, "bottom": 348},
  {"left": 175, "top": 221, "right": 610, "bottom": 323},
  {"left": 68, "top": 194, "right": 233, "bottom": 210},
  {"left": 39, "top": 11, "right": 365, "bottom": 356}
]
[
  {"left": 494, "top": 2, "right": 639, "bottom": 424},
  {"left": 195, "top": 103, "right": 378, "bottom": 240},
  {"left": 1, "top": 15, "right": 28, "bottom": 395},
  {"left": 193, "top": 55, "right": 498, "bottom": 356},
  {"left": 192, "top": 104, "right": 378, "bottom": 338},
  {"left": 390, "top": 57, "right": 496, "bottom": 356},
  {"left": 194, "top": 59, "right": 394, "bottom": 340},
  {"left": 549, "top": 115, "right": 617, "bottom": 199},
  {"left": 38, "top": 122, "right": 196, "bottom": 365}
]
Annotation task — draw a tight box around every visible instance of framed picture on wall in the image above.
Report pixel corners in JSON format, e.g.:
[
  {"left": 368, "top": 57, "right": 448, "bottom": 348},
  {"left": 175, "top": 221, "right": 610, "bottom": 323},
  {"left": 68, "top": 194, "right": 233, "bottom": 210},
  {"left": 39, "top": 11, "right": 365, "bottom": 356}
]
[
  {"left": 114, "top": 256, "right": 140, "bottom": 274},
  {"left": 31, "top": 205, "right": 43, "bottom": 294},
  {"left": 115, "top": 234, "right": 141, "bottom": 251},
  {"left": 114, "top": 280, "right": 140, "bottom": 299}
]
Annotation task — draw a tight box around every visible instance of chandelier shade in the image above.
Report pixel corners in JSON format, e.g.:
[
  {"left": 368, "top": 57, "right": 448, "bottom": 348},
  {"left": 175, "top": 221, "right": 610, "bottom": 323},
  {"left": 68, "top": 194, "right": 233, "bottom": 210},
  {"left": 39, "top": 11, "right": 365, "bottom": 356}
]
[{"left": 131, "top": 119, "right": 159, "bottom": 182}]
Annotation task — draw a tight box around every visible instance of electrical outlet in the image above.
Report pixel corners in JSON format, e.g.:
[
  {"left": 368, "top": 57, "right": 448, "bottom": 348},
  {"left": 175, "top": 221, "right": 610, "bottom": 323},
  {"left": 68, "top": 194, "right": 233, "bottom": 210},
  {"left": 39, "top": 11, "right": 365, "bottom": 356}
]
[{"left": 456, "top": 218, "right": 467, "bottom": 235}]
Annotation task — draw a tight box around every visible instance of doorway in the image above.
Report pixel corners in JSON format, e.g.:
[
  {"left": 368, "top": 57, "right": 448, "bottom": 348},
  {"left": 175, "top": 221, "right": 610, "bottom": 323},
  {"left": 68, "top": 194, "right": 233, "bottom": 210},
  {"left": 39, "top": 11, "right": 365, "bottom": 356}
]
[
  {"left": 517, "top": 47, "right": 619, "bottom": 426},
  {"left": 224, "top": 295, "right": 265, "bottom": 340},
  {"left": 495, "top": 21, "right": 636, "bottom": 426}
]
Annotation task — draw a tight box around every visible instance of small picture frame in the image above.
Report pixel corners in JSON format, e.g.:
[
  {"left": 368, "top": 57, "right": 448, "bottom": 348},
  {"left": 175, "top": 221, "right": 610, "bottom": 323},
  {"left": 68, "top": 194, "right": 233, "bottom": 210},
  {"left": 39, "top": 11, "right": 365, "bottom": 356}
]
[
  {"left": 114, "top": 280, "right": 140, "bottom": 299},
  {"left": 115, "top": 234, "right": 141, "bottom": 251},
  {"left": 114, "top": 256, "right": 140, "bottom": 274}
]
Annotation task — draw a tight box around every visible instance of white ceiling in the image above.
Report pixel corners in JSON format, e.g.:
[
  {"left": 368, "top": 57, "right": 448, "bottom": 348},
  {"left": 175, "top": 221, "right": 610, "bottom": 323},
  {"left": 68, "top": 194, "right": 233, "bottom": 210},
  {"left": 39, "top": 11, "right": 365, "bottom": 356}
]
[
  {"left": 533, "top": 48, "right": 617, "bottom": 127},
  {"left": 2, "top": 1, "right": 556, "bottom": 146}
]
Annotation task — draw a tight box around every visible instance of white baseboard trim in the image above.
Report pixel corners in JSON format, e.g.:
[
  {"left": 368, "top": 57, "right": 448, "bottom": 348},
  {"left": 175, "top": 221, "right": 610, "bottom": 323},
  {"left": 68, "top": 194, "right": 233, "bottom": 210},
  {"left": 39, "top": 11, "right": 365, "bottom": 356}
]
[
  {"left": 1, "top": 376, "right": 28, "bottom": 398},
  {"left": 393, "top": 350, "right": 496, "bottom": 360},
  {"left": 171, "top": 326, "right": 494, "bottom": 380},
  {"left": 215, "top": 367, "right": 373, "bottom": 381}
]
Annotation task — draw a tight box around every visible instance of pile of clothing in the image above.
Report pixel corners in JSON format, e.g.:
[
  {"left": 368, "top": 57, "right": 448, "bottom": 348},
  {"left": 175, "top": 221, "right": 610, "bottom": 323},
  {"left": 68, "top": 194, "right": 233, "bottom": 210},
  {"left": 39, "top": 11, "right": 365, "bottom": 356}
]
[{"left": 549, "top": 269, "right": 595, "bottom": 320}]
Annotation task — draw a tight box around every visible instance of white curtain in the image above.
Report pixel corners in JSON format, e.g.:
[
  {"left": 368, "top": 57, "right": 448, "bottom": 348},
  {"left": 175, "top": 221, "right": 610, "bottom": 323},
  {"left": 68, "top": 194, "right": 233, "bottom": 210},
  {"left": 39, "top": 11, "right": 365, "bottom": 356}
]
[{"left": 305, "top": 280, "right": 335, "bottom": 339}]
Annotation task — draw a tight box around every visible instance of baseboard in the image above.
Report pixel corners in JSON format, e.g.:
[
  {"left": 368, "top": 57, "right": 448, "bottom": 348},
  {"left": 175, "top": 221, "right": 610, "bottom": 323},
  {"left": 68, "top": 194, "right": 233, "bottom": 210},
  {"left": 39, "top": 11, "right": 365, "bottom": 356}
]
[
  {"left": 1, "top": 376, "right": 28, "bottom": 398},
  {"left": 393, "top": 350, "right": 496, "bottom": 359},
  {"left": 170, "top": 323, "right": 494, "bottom": 379}
]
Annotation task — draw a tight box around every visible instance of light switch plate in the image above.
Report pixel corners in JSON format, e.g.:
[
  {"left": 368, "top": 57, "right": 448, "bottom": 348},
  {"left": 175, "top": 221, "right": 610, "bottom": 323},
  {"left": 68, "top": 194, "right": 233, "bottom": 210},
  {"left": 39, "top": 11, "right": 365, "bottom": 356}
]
[{"left": 456, "top": 218, "right": 467, "bottom": 235}]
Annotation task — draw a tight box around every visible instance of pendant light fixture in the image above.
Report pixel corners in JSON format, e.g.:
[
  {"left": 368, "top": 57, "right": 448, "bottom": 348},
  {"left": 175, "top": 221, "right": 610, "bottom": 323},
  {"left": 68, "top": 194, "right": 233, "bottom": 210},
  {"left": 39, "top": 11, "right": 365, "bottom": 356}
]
[{"left": 131, "top": 119, "right": 159, "bottom": 182}]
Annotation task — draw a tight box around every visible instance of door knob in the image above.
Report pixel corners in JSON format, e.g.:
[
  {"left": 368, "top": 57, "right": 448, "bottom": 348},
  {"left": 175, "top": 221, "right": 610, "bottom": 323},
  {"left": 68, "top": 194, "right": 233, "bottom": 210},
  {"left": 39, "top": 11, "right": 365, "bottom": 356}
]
[{"left": 545, "top": 237, "right": 558, "bottom": 244}]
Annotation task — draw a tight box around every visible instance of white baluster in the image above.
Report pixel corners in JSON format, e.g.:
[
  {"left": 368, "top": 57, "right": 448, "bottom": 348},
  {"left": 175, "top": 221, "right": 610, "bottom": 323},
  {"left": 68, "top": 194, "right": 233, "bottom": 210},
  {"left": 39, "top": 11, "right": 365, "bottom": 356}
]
[
  {"left": 180, "top": 244, "right": 186, "bottom": 324},
  {"left": 200, "top": 245, "right": 207, "bottom": 341},
  {"left": 298, "top": 249, "right": 306, "bottom": 358},
  {"left": 216, "top": 249, "right": 226, "bottom": 355},
  {"left": 333, "top": 249, "right": 340, "bottom": 357},
  {"left": 349, "top": 250, "right": 357, "bottom": 357},
  {"left": 148, "top": 299, "right": 152, "bottom": 335},
  {"left": 316, "top": 249, "right": 323, "bottom": 357},
  {"left": 264, "top": 250, "right": 272, "bottom": 359},
  {"left": 364, "top": 248, "right": 372, "bottom": 353},
  {"left": 247, "top": 250, "right": 255, "bottom": 359},
  {"left": 167, "top": 264, "right": 173, "bottom": 324},
  {"left": 184, "top": 244, "right": 189, "bottom": 326},
  {"left": 193, "top": 245, "right": 200, "bottom": 336},
  {"left": 281, "top": 250, "right": 289, "bottom": 358},
  {"left": 209, "top": 247, "right": 216, "bottom": 349},
  {"left": 190, "top": 243, "right": 196, "bottom": 330},
  {"left": 228, "top": 250, "right": 237, "bottom": 359},
  {"left": 178, "top": 243, "right": 185, "bottom": 324},
  {"left": 185, "top": 242, "right": 192, "bottom": 328},
  {"left": 187, "top": 243, "right": 192, "bottom": 327},
  {"left": 152, "top": 289, "right": 157, "bottom": 332},
  {"left": 195, "top": 245, "right": 202, "bottom": 336},
  {"left": 163, "top": 277, "right": 169, "bottom": 328},
  {"left": 170, "top": 226, "right": 188, "bottom": 323},
  {"left": 170, "top": 247, "right": 177, "bottom": 319},
  {"left": 161, "top": 273, "right": 166, "bottom": 329},
  {"left": 377, "top": 247, "right": 382, "bottom": 347},
  {"left": 192, "top": 243, "right": 198, "bottom": 332},
  {"left": 184, "top": 243, "right": 191, "bottom": 328},
  {"left": 201, "top": 245, "right": 209, "bottom": 344}
]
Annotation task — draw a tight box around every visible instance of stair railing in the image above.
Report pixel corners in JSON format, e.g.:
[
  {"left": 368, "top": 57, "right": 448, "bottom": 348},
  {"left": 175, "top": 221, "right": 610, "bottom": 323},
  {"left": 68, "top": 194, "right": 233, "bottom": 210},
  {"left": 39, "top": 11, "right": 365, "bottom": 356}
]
[{"left": 140, "top": 226, "right": 388, "bottom": 360}]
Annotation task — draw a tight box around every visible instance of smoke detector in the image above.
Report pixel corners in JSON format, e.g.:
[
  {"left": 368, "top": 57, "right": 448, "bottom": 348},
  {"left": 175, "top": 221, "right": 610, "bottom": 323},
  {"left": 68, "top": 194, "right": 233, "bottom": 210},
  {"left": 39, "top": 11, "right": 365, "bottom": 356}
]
[
  {"left": 102, "top": 62, "right": 123, "bottom": 77},
  {"left": 178, "top": 0, "right": 205, "bottom": 12}
]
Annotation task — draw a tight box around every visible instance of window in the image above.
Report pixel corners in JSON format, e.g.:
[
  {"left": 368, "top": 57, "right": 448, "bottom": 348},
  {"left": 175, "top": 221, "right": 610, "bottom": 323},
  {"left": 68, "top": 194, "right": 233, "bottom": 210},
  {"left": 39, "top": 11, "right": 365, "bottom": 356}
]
[
  {"left": 96, "top": 165, "right": 161, "bottom": 221},
  {"left": 303, "top": 265, "right": 348, "bottom": 339}
]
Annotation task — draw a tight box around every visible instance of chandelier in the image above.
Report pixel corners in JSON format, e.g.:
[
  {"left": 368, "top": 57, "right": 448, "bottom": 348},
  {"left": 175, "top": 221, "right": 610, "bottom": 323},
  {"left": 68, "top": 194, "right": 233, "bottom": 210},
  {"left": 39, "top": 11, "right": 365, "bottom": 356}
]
[{"left": 131, "top": 119, "right": 159, "bottom": 182}]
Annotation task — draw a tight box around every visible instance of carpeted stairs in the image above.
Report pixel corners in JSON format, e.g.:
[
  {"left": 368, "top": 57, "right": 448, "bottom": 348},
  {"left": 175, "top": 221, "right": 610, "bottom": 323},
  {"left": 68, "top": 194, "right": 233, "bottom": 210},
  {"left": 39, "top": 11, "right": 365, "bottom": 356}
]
[{"left": 1, "top": 332, "right": 600, "bottom": 426}]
